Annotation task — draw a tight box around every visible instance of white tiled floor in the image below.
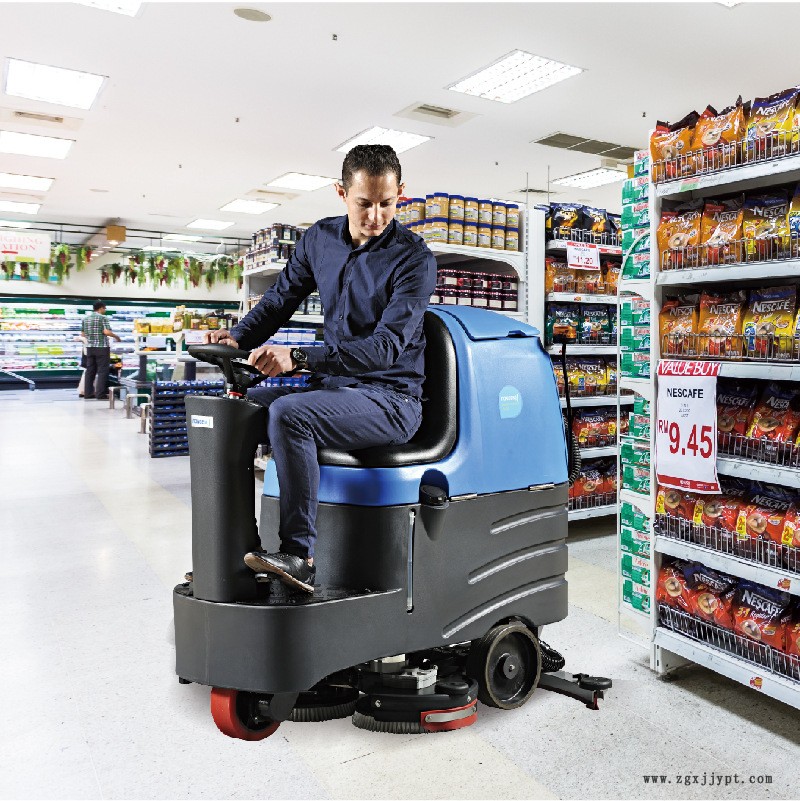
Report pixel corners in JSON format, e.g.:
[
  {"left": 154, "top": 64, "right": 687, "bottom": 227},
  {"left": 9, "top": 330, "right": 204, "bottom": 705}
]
[{"left": 1, "top": 389, "right": 799, "bottom": 800}]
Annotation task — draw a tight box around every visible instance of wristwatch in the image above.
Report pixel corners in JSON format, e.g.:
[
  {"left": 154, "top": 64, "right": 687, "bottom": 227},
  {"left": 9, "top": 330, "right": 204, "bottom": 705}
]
[{"left": 290, "top": 347, "right": 309, "bottom": 371}]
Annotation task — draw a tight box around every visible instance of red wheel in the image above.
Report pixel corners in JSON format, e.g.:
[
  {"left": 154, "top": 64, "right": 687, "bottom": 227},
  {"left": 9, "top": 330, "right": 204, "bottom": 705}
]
[{"left": 210, "top": 688, "right": 281, "bottom": 741}]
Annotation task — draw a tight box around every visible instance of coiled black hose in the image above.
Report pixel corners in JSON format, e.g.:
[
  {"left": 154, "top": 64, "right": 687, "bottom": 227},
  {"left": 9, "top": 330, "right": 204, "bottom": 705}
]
[{"left": 539, "top": 639, "right": 566, "bottom": 673}]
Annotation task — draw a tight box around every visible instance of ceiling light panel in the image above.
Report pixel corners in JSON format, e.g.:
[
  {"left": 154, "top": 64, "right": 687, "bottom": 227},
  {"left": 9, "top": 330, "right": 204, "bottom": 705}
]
[
  {"left": 6, "top": 59, "right": 105, "bottom": 110},
  {"left": 267, "top": 173, "right": 335, "bottom": 191},
  {"left": 219, "top": 199, "right": 279, "bottom": 214},
  {"left": 162, "top": 234, "right": 203, "bottom": 242},
  {"left": 0, "top": 219, "right": 32, "bottom": 228},
  {"left": 448, "top": 50, "right": 582, "bottom": 103},
  {"left": 73, "top": 0, "right": 141, "bottom": 16},
  {"left": 0, "top": 130, "right": 73, "bottom": 159},
  {"left": 0, "top": 199, "right": 40, "bottom": 214},
  {"left": 187, "top": 219, "right": 235, "bottom": 231},
  {"left": 0, "top": 172, "right": 53, "bottom": 191},
  {"left": 553, "top": 168, "right": 626, "bottom": 189},
  {"left": 335, "top": 126, "right": 431, "bottom": 154}
]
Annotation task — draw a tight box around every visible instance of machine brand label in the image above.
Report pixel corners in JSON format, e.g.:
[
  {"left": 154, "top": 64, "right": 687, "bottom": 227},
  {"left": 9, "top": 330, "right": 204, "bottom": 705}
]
[
  {"left": 190, "top": 415, "right": 214, "bottom": 429},
  {"left": 498, "top": 386, "right": 522, "bottom": 419}
]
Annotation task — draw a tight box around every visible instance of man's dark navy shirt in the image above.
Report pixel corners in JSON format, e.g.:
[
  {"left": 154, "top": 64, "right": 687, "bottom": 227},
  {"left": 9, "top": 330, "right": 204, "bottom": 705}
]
[{"left": 231, "top": 215, "right": 438, "bottom": 399}]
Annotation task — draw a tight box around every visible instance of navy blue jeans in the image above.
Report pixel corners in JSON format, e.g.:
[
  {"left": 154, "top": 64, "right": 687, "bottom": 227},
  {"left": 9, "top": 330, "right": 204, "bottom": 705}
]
[{"left": 246, "top": 384, "right": 422, "bottom": 559}]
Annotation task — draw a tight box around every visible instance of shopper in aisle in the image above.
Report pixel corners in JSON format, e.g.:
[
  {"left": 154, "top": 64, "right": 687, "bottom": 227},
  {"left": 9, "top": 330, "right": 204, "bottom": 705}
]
[
  {"left": 80, "top": 300, "right": 121, "bottom": 400},
  {"left": 205, "top": 144, "right": 437, "bottom": 592}
]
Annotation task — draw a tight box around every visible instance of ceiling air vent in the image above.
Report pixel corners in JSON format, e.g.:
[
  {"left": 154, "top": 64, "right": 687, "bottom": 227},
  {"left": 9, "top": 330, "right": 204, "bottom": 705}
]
[
  {"left": 517, "top": 188, "right": 555, "bottom": 195},
  {"left": 413, "top": 104, "right": 460, "bottom": 120},
  {"left": 533, "top": 132, "right": 637, "bottom": 162},
  {"left": 395, "top": 102, "right": 477, "bottom": 128},
  {"left": 14, "top": 111, "right": 65, "bottom": 125}
]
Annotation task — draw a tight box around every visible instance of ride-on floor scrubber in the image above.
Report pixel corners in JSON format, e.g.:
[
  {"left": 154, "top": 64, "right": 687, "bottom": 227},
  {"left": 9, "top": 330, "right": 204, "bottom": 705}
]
[{"left": 174, "top": 306, "right": 611, "bottom": 739}]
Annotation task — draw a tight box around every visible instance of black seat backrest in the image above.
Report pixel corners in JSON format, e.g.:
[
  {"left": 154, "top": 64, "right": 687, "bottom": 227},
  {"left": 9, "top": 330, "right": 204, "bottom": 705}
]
[{"left": 318, "top": 311, "right": 458, "bottom": 468}]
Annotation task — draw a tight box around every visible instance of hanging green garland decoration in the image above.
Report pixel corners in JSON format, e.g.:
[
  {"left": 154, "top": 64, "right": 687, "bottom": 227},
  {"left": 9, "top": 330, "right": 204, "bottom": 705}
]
[
  {"left": 75, "top": 246, "right": 92, "bottom": 272},
  {"left": 187, "top": 256, "right": 203, "bottom": 288},
  {"left": 1, "top": 260, "right": 14, "bottom": 279},
  {"left": 39, "top": 260, "right": 51, "bottom": 282},
  {"left": 110, "top": 263, "right": 124, "bottom": 283},
  {"left": 204, "top": 267, "right": 217, "bottom": 290}
]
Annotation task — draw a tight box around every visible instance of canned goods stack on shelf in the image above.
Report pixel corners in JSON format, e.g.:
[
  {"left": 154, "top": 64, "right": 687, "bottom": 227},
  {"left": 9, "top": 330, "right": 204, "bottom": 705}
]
[
  {"left": 148, "top": 380, "right": 224, "bottom": 458},
  {"left": 431, "top": 269, "right": 518, "bottom": 312},
  {"left": 246, "top": 290, "right": 322, "bottom": 315},
  {"left": 244, "top": 223, "right": 306, "bottom": 272},
  {"left": 398, "top": 192, "right": 520, "bottom": 251}
]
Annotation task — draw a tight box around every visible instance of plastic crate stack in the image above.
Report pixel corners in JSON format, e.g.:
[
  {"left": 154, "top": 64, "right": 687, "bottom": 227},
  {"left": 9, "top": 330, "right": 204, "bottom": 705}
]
[{"left": 149, "top": 380, "right": 225, "bottom": 458}]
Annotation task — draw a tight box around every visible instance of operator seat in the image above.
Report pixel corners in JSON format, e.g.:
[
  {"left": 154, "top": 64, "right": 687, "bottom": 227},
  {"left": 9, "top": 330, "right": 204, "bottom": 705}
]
[{"left": 317, "top": 311, "right": 458, "bottom": 468}]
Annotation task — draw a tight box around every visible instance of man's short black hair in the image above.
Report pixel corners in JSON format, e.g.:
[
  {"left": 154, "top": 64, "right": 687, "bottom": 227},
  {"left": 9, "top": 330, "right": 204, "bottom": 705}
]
[
  {"left": 341, "top": 145, "right": 402, "bottom": 191},
  {"left": 93, "top": 300, "right": 105, "bottom": 311}
]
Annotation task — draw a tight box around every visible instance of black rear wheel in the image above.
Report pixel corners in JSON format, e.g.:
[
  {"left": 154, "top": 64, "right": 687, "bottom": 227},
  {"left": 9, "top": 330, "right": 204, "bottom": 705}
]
[{"left": 467, "top": 621, "right": 541, "bottom": 709}]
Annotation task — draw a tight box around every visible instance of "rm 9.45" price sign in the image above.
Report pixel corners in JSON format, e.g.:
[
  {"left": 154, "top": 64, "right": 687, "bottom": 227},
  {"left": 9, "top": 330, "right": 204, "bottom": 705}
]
[{"left": 656, "top": 360, "right": 721, "bottom": 493}]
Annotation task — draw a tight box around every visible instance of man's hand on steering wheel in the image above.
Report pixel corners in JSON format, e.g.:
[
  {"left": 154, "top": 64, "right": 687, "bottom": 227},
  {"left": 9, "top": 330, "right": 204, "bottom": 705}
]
[
  {"left": 204, "top": 329, "right": 239, "bottom": 347},
  {"left": 248, "top": 345, "right": 295, "bottom": 377}
]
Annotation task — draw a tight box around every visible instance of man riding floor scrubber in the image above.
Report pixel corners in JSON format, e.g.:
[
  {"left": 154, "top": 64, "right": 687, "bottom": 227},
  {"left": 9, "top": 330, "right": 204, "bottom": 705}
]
[{"left": 174, "top": 306, "right": 610, "bottom": 739}]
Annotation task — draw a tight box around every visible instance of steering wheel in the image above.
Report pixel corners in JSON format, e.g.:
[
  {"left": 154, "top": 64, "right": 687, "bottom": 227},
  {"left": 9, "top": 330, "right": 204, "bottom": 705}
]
[{"left": 188, "top": 344, "right": 268, "bottom": 395}]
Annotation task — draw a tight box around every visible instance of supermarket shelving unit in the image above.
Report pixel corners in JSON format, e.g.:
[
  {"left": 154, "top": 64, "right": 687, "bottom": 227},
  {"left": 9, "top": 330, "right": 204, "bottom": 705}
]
[
  {"left": 528, "top": 206, "right": 626, "bottom": 523},
  {"left": 645, "top": 146, "right": 800, "bottom": 709}
]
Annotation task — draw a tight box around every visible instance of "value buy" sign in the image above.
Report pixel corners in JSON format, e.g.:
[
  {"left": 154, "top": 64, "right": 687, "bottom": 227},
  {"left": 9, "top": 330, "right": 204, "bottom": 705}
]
[{"left": 656, "top": 360, "right": 721, "bottom": 493}]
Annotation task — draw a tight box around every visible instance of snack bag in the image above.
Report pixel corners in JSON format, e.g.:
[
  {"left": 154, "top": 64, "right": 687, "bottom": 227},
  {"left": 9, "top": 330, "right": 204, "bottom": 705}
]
[
  {"left": 550, "top": 203, "right": 584, "bottom": 239},
  {"left": 659, "top": 204, "right": 703, "bottom": 270},
  {"left": 565, "top": 358, "right": 586, "bottom": 396},
  {"left": 552, "top": 357, "right": 565, "bottom": 396},
  {"left": 608, "top": 213, "right": 622, "bottom": 245},
  {"left": 742, "top": 285, "right": 796, "bottom": 358},
  {"left": 656, "top": 485, "right": 698, "bottom": 522},
  {"left": 546, "top": 303, "right": 580, "bottom": 345},
  {"left": 603, "top": 261, "right": 621, "bottom": 294},
  {"left": 580, "top": 304, "right": 612, "bottom": 345},
  {"left": 691, "top": 99, "right": 748, "bottom": 173},
  {"left": 788, "top": 184, "right": 800, "bottom": 258},
  {"left": 545, "top": 258, "right": 575, "bottom": 293},
  {"left": 660, "top": 296, "right": 699, "bottom": 356},
  {"left": 573, "top": 408, "right": 610, "bottom": 447},
  {"left": 650, "top": 111, "right": 700, "bottom": 181},
  {"left": 574, "top": 459, "right": 605, "bottom": 498},
  {"left": 746, "top": 88, "right": 799, "bottom": 158},
  {"left": 736, "top": 484, "right": 798, "bottom": 560},
  {"left": 601, "top": 457, "right": 618, "bottom": 496},
  {"left": 785, "top": 613, "right": 800, "bottom": 659},
  {"left": 746, "top": 382, "right": 800, "bottom": 442},
  {"left": 743, "top": 190, "right": 790, "bottom": 260},
  {"left": 655, "top": 560, "right": 692, "bottom": 612},
  {"left": 732, "top": 582, "right": 792, "bottom": 649},
  {"left": 683, "top": 563, "right": 736, "bottom": 627},
  {"left": 578, "top": 357, "right": 608, "bottom": 397},
  {"left": 696, "top": 290, "right": 746, "bottom": 357},
  {"left": 581, "top": 206, "right": 611, "bottom": 242},
  {"left": 605, "top": 359, "right": 617, "bottom": 394},
  {"left": 716, "top": 380, "right": 760, "bottom": 442},
  {"left": 699, "top": 196, "right": 744, "bottom": 266}
]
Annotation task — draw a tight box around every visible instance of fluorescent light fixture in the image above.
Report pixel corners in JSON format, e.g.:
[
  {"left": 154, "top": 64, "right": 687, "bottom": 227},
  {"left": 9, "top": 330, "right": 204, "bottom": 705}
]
[
  {"left": 187, "top": 219, "right": 235, "bottom": 231},
  {"left": 73, "top": 0, "right": 141, "bottom": 16},
  {"left": 448, "top": 50, "right": 582, "bottom": 104},
  {"left": 717, "top": 0, "right": 744, "bottom": 6},
  {"left": 0, "top": 219, "right": 32, "bottom": 229},
  {"left": 0, "top": 172, "right": 53, "bottom": 192},
  {"left": 162, "top": 234, "right": 203, "bottom": 242},
  {"left": 0, "top": 199, "right": 40, "bottom": 214},
  {"left": 219, "top": 199, "right": 279, "bottom": 215},
  {"left": 335, "top": 126, "right": 431, "bottom": 155},
  {"left": 267, "top": 172, "right": 336, "bottom": 192},
  {"left": 6, "top": 59, "right": 105, "bottom": 110},
  {"left": 0, "top": 130, "right": 73, "bottom": 159},
  {"left": 552, "top": 167, "right": 626, "bottom": 189}
]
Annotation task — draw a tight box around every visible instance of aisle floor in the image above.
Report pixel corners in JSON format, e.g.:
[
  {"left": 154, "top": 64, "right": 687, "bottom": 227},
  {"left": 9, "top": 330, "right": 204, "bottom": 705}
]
[{"left": 1, "top": 390, "right": 799, "bottom": 801}]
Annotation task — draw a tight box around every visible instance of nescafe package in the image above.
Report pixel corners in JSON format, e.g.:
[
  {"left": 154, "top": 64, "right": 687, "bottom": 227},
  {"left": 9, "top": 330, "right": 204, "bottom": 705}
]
[
  {"left": 683, "top": 563, "right": 736, "bottom": 628},
  {"left": 732, "top": 581, "right": 792, "bottom": 649},
  {"left": 746, "top": 382, "right": 800, "bottom": 443},
  {"left": 656, "top": 559, "right": 693, "bottom": 612},
  {"left": 717, "top": 380, "right": 759, "bottom": 439},
  {"left": 736, "top": 484, "right": 799, "bottom": 559},
  {"left": 657, "top": 485, "right": 698, "bottom": 522}
]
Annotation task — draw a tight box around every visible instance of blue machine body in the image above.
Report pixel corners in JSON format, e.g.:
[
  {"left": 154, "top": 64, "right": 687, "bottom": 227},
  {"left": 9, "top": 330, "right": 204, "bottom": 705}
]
[{"left": 262, "top": 306, "right": 568, "bottom": 506}]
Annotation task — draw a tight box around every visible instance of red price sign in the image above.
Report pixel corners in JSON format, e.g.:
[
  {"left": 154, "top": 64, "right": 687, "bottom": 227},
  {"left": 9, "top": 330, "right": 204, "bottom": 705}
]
[
  {"left": 656, "top": 360, "right": 720, "bottom": 493},
  {"left": 566, "top": 241, "right": 600, "bottom": 271}
]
